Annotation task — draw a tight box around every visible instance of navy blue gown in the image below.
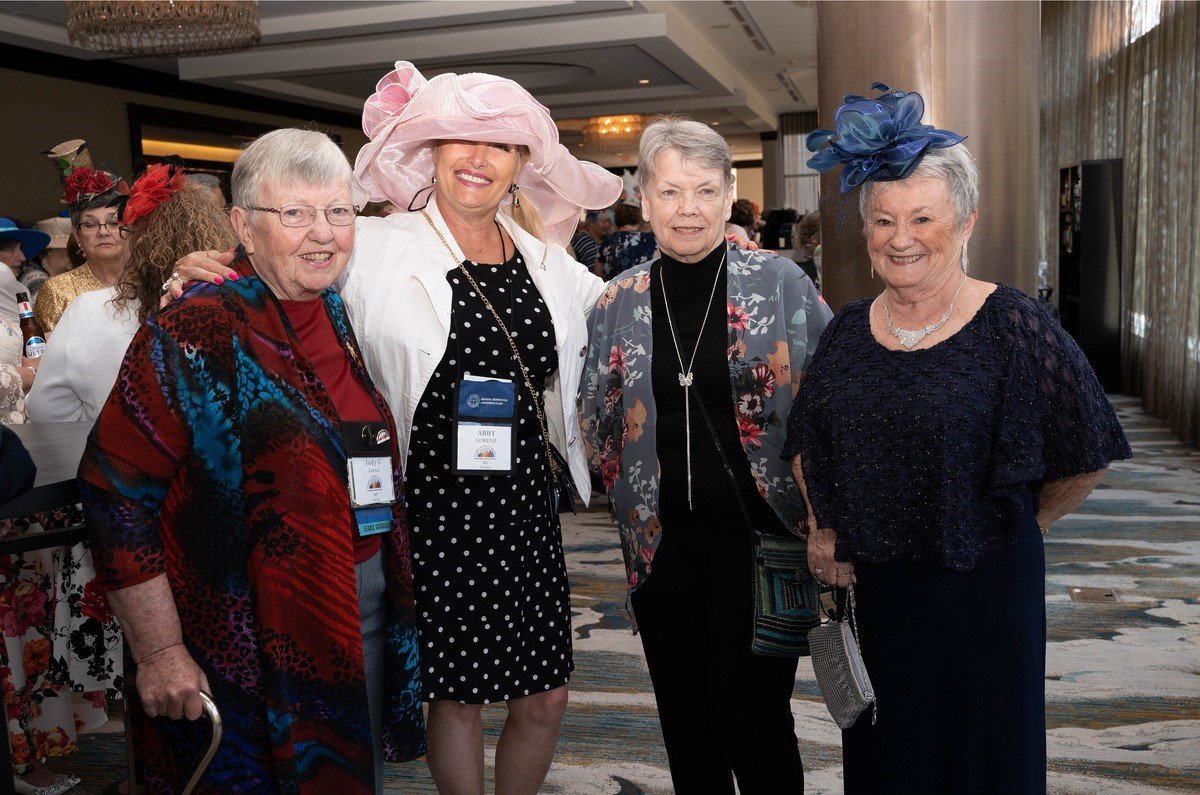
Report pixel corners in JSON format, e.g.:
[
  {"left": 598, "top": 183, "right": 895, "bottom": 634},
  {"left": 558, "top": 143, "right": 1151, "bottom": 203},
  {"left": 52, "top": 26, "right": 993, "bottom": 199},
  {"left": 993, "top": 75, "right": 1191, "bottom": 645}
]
[{"left": 784, "top": 285, "right": 1131, "bottom": 794}]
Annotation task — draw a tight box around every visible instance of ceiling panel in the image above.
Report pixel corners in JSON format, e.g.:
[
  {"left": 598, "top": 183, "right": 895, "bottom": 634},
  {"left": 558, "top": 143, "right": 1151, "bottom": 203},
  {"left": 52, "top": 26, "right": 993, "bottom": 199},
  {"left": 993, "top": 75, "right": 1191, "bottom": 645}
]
[{"left": 0, "top": 0, "right": 821, "bottom": 163}]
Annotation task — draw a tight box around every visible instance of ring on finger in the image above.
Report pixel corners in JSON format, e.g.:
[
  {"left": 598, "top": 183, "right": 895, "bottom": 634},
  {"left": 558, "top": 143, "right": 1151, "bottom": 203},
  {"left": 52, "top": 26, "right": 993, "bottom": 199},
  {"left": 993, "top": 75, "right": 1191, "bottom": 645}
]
[
  {"left": 160, "top": 271, "right": 183, "bottom": 293},
  {"left": 835, "top": 569, "right": 851, "bottom": 577}
]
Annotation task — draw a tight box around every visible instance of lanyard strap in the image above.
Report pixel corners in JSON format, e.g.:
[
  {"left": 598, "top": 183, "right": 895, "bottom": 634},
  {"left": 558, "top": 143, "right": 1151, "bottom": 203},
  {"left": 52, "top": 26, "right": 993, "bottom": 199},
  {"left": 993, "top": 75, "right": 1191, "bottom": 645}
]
[{"left": 422, "top": 211, "right": 562, "bottom": 477}]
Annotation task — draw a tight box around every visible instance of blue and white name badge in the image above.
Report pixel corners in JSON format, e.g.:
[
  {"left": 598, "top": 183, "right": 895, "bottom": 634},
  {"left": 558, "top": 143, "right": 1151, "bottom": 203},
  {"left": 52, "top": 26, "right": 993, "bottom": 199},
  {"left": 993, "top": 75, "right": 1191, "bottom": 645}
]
[
  {"left": 454, "top": 374, "right": 516, "bottom": 475},
  {"left": 343, "top": 421, "right": 397, "bottom": 538}
]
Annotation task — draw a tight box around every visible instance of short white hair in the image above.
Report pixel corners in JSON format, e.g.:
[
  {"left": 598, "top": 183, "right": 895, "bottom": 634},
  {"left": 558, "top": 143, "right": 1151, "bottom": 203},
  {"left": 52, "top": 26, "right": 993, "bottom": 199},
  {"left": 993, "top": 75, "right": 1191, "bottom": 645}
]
[
  {"left": 859, "top": 144, "right": 979, "bottom": 231},
  {"left": 637, "top": 117, "right": 734, "bottom": 192},
  {"left": 232, "top": 129, "right": 352, "bottom": 209}
]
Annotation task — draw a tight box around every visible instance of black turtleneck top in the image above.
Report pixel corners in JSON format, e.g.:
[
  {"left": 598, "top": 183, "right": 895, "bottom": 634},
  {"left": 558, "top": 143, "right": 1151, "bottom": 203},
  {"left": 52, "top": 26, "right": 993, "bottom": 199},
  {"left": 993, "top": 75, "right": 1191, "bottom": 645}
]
[{"left": 650, "top": 243, "right": 785, "bottom": 542}]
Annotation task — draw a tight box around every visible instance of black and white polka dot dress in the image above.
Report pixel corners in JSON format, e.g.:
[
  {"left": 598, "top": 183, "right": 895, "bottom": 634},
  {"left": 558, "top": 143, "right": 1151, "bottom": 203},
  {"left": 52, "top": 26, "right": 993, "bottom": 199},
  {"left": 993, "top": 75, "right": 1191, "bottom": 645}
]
[{"left": 406, "top": 250, "right": 573, "bottom": 704}]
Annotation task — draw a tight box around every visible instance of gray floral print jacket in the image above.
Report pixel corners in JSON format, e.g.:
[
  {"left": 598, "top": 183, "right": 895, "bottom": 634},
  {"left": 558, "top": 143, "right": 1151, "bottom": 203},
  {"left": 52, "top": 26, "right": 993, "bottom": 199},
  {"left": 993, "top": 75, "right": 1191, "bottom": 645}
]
[{"left": 580, "top": 245, "right": 832, "bottom": 597}]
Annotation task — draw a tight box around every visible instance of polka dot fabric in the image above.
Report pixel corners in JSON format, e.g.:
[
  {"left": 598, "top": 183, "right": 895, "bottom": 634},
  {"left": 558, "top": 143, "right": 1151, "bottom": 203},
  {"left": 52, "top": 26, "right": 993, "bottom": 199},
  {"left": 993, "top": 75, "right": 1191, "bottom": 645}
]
[{"left": 407, "top": 251, "right": 572, "bottom": 703}]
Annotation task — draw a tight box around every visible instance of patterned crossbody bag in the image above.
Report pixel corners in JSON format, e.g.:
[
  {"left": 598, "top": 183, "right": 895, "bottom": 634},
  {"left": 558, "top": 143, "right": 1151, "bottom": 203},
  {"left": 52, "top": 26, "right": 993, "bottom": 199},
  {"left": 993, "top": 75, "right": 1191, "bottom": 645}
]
[{"left": 690, "top": 392, "right": 821, "bottom": 657}]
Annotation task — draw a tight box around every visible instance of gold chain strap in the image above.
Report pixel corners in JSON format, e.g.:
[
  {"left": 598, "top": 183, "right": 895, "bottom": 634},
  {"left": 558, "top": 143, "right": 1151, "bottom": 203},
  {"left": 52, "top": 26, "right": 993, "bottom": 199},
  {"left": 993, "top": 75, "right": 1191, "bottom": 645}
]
[{"left": 421, "top": 211, "right": 561, "bottom": 476}]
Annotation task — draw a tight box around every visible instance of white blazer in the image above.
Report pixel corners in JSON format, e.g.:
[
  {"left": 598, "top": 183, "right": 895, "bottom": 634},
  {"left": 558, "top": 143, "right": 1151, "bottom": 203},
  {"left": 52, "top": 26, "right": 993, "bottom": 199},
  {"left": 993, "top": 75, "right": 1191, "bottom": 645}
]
[{"left": 340, "top": 197, "right": 605, "bottom": 503}]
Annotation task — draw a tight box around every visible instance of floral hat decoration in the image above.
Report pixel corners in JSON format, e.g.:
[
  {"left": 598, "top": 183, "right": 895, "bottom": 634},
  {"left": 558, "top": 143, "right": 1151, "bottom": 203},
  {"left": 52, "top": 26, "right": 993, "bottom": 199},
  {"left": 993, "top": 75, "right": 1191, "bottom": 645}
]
[
  {"left": 44, "top": 139, "right": 128, "bottom": 206},
  {"left": 354, "top": 61, "right": 623, "bottom": 247},
  {"left": 806, "top": 83, "right": 966, "bottom": 193},
  {"left": 122, "top": 158, "right": 189, "bottom": 227}
]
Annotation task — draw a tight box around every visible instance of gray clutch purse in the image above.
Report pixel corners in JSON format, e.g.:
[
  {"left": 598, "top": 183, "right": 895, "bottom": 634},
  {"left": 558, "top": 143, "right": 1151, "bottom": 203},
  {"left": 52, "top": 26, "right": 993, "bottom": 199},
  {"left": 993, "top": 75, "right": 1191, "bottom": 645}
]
[{"left": 808, "top": 584, "right": 877, "bottom": 729}]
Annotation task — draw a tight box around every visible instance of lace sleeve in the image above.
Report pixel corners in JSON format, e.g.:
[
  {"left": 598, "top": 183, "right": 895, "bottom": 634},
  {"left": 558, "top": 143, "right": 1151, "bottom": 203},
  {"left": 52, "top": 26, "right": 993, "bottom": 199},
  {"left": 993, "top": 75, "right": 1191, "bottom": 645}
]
[
  {"left": 781, "top": 305, "right": 849, "bottom": 460},
  {"left": 0, "top": 363, "right": 25, "bottom": 423},
  {"left": 989, "top": 294, "right": 1131, "bottom": 493}
]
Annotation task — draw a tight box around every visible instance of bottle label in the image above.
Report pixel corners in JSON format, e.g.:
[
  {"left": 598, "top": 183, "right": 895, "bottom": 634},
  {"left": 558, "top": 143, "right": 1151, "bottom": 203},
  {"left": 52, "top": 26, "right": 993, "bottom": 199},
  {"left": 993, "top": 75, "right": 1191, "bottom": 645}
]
[
  {"left": 24, "top": 337, "right": 45, "bottom": 359},
  {"left": 18, "top": 300, "right": 33, "bottom": 317}
]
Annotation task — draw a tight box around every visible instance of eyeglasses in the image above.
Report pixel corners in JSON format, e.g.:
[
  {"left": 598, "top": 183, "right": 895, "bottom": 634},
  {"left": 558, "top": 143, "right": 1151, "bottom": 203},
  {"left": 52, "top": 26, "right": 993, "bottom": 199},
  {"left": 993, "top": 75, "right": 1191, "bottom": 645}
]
[
  {"left": 76, "top": 220, "right": 121, "bottom": 235},
  {"left": 248, "top": 204, "right": 359, "bottom": 227}
]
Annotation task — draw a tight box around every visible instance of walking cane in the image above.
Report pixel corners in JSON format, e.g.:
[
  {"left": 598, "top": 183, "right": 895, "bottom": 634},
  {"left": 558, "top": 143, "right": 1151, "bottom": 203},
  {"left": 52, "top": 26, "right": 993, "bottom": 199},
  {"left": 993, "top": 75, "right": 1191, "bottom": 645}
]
[{"left": 178, "top": 692, "right": 223, "bottom": 795}]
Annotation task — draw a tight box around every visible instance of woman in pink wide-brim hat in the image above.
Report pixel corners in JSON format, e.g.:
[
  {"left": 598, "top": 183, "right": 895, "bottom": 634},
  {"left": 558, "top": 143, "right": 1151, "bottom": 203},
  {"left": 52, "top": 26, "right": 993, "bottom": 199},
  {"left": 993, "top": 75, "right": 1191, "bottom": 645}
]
[{"left": 349, "top": 62, "right": 620, "bottom": 793}]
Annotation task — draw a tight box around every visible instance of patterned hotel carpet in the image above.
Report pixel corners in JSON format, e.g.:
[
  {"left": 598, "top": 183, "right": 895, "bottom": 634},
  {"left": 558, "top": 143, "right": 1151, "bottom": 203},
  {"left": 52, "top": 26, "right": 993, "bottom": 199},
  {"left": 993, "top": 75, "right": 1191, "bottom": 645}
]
[{"left": 61, "top": 397, "right": 1198, "bottom": 793}]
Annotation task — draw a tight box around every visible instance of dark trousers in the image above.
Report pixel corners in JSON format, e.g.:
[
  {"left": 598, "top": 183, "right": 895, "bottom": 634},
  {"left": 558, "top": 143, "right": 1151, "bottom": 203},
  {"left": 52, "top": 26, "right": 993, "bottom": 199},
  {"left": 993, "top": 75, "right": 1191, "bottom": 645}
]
[{"left": 631, "top": 531, "right": 805, "bottom": 794}]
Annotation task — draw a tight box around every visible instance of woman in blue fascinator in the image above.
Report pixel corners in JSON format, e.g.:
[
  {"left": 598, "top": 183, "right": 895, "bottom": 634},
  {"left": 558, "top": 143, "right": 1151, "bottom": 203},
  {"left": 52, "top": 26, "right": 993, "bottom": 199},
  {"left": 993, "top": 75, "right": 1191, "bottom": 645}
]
[{"left": 783, "top": 84, "right": 1131, "bottom": 792}]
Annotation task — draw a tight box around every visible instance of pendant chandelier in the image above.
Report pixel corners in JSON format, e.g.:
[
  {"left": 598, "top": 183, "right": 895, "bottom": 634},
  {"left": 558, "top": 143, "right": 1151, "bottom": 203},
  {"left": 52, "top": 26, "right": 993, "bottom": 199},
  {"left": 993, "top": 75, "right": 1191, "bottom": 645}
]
[
  {"left": 582, "top": 115, "right": 646, "bottom": 153},
  {"left": 65, "top": 1, "right": 261, "bottom": 57}
]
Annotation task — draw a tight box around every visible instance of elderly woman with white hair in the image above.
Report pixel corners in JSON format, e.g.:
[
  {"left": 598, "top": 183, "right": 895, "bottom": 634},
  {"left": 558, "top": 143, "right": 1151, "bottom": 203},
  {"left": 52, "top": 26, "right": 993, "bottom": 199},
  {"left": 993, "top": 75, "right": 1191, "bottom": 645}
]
[
  {"left": 786, "top": 85, "right": 1131, "bottom": 792},
  {"left": 80, "top": 128, "right": 425, "bottom": 794},
  {"left": 580, "top": 118, "right": 831, "bottom": 793}
]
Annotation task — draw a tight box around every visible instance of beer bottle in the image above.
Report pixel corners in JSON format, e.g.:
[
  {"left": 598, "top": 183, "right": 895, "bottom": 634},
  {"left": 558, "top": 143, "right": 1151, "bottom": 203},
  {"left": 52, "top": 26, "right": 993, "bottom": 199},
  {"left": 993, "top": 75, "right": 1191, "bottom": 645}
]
[{"left": 16, "top": 292, "right": 46, "bottom": 359}]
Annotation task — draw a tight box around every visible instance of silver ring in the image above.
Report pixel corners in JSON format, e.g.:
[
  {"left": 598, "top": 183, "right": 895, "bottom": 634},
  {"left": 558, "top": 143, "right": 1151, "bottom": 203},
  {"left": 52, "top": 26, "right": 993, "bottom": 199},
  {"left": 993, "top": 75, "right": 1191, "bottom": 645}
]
[
  {"left": 835, "top": 569, "right": 851, "bottom": 577},
  {"left": 812, "top": 568, "right": 823, "bottom": 575},
  {"left": 160, "top": 271, "right": 183, "bottom": 293}
]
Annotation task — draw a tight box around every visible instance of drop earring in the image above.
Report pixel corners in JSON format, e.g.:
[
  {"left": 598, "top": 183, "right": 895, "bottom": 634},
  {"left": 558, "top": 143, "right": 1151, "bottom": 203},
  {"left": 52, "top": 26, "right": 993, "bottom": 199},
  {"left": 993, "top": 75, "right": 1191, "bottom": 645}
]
[
  {"left": 960, "top": 242, "right": 969, "bottom": 273},
  {"left": 509, "top": 183, "right": 520, "bottom": 207}
]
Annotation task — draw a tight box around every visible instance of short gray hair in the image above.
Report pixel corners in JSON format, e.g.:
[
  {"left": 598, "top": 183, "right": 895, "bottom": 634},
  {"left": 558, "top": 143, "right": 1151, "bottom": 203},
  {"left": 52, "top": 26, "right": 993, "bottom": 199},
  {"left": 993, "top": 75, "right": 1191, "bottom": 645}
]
[
  {"left": 637, "top": 117, "right": 734, "bottom": 192},
  {"left": 858, "top": 144, "right": 979, "bottom": 230},
  {"left": 232, "top": 129, "right": 352, "bottom": 209}
]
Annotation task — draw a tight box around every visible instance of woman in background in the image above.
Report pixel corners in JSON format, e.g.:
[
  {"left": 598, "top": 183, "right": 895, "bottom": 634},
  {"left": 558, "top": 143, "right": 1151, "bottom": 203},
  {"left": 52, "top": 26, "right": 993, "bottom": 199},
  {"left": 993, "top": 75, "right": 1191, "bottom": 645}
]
[
  {"left": 29, "top": 161, "right": 237, "bottom": 423},
  {"left": 597, "top": 203, "right": 657, "bottom": 280}
]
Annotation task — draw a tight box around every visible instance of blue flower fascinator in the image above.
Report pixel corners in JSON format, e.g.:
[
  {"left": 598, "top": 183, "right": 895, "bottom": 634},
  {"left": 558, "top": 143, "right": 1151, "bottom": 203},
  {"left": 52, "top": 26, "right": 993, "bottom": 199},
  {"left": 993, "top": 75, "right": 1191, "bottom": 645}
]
[{"left": 806, "top": 83, "right": 966, "bottom": 193}]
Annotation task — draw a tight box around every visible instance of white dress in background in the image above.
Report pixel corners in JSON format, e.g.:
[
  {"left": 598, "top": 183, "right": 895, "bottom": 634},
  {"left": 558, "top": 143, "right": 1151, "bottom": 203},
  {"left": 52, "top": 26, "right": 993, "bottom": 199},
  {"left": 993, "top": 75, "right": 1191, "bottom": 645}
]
[
  {"left": 26, "top": 288, "right": 139, "bottom": 423},
  {"left": 1, "top": 302, "right": 131, "bottom": 771}
]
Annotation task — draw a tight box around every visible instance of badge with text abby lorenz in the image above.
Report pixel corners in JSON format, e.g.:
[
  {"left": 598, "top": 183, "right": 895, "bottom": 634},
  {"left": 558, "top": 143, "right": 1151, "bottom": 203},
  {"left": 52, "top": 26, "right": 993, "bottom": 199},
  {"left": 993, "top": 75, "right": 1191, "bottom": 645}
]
[
  {"left": 454, "top": 374, "right": 516, "bottom": 475},
  {"left": 343, "top": 420, "right": 396, "bottom": 537}
]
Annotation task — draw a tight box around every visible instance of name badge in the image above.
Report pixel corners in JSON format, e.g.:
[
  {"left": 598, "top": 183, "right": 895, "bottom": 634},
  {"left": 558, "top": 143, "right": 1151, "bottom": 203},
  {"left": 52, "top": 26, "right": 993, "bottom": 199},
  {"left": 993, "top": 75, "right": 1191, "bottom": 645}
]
[
  {"left": 343, "top": 420, "right": 397, "bottom": 538},
  {"left": 454, "top": 374, "right": 516, "bottom": 475}
]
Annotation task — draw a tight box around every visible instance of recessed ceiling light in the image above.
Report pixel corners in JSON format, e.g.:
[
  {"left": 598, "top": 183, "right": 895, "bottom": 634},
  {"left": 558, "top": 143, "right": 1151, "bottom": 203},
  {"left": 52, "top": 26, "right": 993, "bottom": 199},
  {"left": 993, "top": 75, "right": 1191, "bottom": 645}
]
[
  {"left": 638, "top": 78, "right": 650, "bottom": 85},
  {"left": 711, "top": 121, "right": 720, "bottom": 126}
]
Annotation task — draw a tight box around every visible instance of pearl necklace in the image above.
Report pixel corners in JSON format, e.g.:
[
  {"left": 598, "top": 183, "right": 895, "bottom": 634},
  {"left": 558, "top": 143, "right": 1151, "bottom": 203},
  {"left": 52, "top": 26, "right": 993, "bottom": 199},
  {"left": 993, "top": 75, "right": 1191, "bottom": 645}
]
[{"left": 883, "top": 275, "right": 968, "bottom": 349}]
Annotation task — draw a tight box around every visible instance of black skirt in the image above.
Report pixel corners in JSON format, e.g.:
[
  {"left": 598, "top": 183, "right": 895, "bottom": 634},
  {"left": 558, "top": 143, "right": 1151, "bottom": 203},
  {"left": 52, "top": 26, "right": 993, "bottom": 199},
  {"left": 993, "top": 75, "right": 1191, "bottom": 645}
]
[{"left": 843, "top": 488, "right": 1047, "bottom": 794}]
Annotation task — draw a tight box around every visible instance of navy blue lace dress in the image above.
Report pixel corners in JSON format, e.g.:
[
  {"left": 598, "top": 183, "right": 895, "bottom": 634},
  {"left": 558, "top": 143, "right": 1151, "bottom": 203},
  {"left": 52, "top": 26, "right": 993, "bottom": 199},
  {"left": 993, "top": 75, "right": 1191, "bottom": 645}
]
[{"left": 783, "top": 285, "right": 1130, "bottom": 794}]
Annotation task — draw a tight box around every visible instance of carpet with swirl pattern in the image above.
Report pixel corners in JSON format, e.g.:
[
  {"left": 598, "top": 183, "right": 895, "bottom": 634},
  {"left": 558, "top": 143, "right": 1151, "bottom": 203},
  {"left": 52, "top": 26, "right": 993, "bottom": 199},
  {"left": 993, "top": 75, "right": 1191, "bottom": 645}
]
[{"left": 57, "top": 397, "right": 1198, "bottom": 793}]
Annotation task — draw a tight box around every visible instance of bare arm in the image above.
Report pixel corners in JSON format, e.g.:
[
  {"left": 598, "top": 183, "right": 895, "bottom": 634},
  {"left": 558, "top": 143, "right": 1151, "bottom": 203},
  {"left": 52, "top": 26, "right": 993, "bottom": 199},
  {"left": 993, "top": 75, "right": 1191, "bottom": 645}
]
[
  {"left": 106, "top": 574, "right": 210, "bottom": 720},
  {"left": 1037, "top": 468, "right": 1109, "bottom": 532},
  {"left": 791, "top": 454, "right": 853, "bottom": 587}
]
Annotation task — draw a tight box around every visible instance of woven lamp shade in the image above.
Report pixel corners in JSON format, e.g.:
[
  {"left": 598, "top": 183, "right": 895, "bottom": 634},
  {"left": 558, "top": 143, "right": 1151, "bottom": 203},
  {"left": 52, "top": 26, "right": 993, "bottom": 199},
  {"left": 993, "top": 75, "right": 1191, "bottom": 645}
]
[{"left": 66, "top": 1, "right": 261, "bottom": 57}]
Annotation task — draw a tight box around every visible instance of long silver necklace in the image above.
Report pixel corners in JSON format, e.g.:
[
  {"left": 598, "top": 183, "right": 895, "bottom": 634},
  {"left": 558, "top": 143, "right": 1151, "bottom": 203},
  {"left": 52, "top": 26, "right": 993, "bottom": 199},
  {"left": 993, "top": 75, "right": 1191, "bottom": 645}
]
[
  {"left": 883, "top": 274, "right": 967, "bottom": 349},
  {"left": 659, "top": 248, "right": 727, "bottom": 508}
]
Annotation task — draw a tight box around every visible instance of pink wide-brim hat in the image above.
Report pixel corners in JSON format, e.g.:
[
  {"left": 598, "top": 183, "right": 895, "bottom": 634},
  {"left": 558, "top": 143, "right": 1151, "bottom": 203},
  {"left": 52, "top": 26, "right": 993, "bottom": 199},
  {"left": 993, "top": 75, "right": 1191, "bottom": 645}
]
[{"left": 354, "top": 61, "right": 623, "bottom": 247}]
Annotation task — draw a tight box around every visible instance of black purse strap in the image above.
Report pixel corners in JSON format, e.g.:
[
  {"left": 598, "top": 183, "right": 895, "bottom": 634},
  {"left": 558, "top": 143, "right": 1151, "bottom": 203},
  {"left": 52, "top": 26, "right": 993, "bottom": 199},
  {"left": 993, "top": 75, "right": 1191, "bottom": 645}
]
[{"left": 690, "top": 390, "right": 756, "bottom": 536}]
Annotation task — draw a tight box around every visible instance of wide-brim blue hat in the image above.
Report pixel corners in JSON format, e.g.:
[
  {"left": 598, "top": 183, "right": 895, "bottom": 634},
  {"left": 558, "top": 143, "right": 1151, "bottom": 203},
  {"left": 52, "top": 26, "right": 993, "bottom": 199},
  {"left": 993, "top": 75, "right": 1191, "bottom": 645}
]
[{"left": 0, "top": 218, "right": 51, "bottom": 260}]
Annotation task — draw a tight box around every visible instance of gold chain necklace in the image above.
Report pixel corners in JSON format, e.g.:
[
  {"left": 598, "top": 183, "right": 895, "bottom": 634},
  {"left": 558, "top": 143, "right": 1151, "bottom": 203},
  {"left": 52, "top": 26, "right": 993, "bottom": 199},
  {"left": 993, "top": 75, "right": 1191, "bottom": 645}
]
[{"left": 421, "top": 211, "right": 562, "bottom": 479}]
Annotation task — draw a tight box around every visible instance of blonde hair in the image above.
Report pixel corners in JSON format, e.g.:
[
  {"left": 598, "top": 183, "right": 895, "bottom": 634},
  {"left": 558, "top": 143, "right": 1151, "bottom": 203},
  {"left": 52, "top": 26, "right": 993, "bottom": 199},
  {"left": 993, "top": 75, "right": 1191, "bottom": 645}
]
[
  {"left": 505, "top": 186, "right": 546, "bottom": 243},
  {"left": 117, "top": 182, "right": 237, "bottom": 323}
]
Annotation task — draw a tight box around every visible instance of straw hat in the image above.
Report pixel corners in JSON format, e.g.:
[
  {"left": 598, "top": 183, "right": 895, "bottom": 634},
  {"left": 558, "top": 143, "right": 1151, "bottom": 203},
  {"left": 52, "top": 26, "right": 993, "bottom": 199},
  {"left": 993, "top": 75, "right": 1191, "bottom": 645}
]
[{"left": 34, "top": 216, "right": 72, "bottom": 249}]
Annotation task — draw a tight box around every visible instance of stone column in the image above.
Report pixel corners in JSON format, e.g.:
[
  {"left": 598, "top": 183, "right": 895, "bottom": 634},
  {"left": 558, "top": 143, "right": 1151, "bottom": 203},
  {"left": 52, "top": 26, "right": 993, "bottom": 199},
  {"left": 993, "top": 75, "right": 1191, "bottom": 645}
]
[{"left": 815, "top": 1, "right": 1040, "bottom": 311}]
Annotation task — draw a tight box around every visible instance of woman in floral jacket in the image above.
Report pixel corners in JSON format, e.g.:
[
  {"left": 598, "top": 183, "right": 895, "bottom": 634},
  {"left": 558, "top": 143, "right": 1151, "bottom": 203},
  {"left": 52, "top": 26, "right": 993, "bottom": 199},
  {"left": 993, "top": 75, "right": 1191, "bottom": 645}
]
[{"left": 580, "top": 118, "right": 831, "bottom": 794}]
